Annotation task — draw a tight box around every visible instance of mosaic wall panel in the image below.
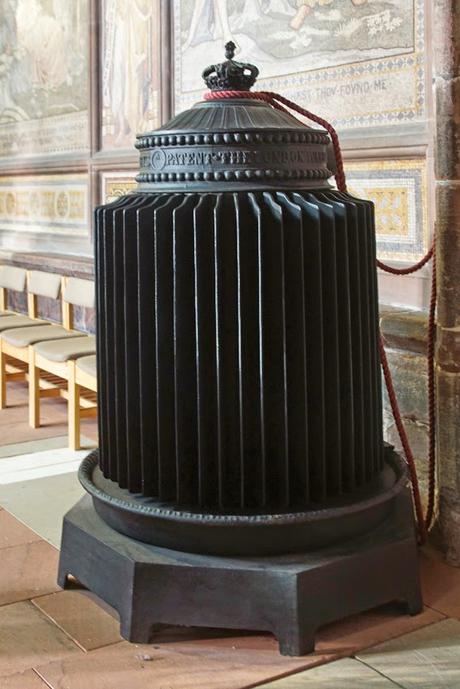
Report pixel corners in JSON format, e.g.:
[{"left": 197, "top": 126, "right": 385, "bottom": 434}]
[
  {"left": 0, "top": 175, "right": 89, "bottom": 237},
  {"left": 101, "top": 0, "right": 161, "bottom": 150},
  {"left": 345, "top": 159, "right": 429, "bottom": 262},
  {"left": 100, "top": 171, "right": 138, "bottom": 203},
  {"left": 0, "top": 0, "right": 89, "bottom": 159},
  {"left": 98, "top": 163, "right": 428, "bottom": 263},
  {"left": 173, "top": 0, "right": 425, "bottom": 130}
]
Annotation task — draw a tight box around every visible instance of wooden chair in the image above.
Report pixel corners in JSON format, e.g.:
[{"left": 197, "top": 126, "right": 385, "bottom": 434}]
[
  {"left": 29, "top": 277, "right": 96, "bottom": 440},
  {"left": 68, "top": 355, "right": 97, "bottom": 450},
  {"left": 0, "top": 265, "right": 26, "bottom": 317},
  {"left": 0, "top": 267, "right": 53, "bottom": 328},
  {"left": 0, "top": 270, "right": 73, "bottom": 408}
]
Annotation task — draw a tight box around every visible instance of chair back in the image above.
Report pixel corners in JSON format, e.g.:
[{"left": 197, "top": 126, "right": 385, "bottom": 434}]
[
  {"left": 0, "top": 266, "right": 27, "bottom": 310},
  {"left": 62, "top": 277, "right": 95, "bottom": 330},
  {"left": 27, "top": 271, "right": 62, "bottom": 319}
]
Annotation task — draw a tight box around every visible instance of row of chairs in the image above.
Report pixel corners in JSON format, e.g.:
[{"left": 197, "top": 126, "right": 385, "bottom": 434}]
[{"left": 0, "top": 266, "right": 97, "bottom": 449}]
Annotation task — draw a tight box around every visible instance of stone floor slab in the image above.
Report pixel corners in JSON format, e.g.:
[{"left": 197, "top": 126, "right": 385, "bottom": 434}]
[
  {"left": 0, "top": 509, "right": 42, "bottom": 549},
  {"left": 148, "top": 604, "right": 443, "bottom": 663},
  {"left": 421, "top": 548, "right": 460, "bottom": 619},
  {"left": 0, "top": 601, "right": 82, "bottom": 678},
  {"left": 254, "top": 657, "right": 400, "bottom": 687},
  {"left": 0, "top": 382, "right": 97, "bottom": 447},
  {"left": 32, "top": 590, "right": 122, "bottom": 651},
  {"left": 357, "top": 618, "right": 460, "bottom": 688},
  {"left": 316, "top": 602, "right": 443, "bottom": 655},
  {"left": 0, "top": 540, "right": 60, "bottom": 605},
  {"left": 0, "top": 470, "right": 85, "bottom": 547},
  {"left": 0, "top": 669, "right": 50, "bottom": 688},
  {"left": 32, "top": 604, "right": 442, "bottom": 689},
  {"left": 0, "top": 385, "right": 69, "bottom": 445},
  {"left": 34, "top": 639, "right": 332, "bottom": 689},
  {"left": 0, "top": 436, "right": 68, "bottom": 459},
  {"left": 0, "top": 447, "right": 85, "bottom": 485}
]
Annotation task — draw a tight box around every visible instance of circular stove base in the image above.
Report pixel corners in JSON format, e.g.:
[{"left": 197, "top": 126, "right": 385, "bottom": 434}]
[{"left": 79, "top": 447, "right": 409, "bottom": 556}]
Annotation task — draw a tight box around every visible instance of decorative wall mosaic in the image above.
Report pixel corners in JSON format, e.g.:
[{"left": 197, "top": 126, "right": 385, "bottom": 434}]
[
  {"left": 0, "top": 175, "right": 89, "bottom": 236},
  {"left": 173, "top": 0, "right": 425, "bottom": 130},
  {"left": 345, "top": 158, "right": 429, "bottom": 262},
  {"left": 98, "top": 162, "right": 427, "bottom": 263},
  {"left": 101, "top": 0, "right": 161, "bottom": 150},
  {"left": 100, "top": 171, "right": 138, "bottom": 203},
  {"left": 0, "top": 0, "right": 89, "bottom": 158},
  {"left": 0, "top": 2, "right": 431, "bottom": 272}
]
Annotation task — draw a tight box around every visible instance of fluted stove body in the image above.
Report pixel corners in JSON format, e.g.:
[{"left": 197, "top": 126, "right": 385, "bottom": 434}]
[{"left": 58, "top": 46, "right": 422, "bottom": 655}]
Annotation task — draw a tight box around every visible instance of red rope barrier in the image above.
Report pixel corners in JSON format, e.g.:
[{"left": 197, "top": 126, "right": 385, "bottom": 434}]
[
  {"left": 377, "top": 247, "right": 433, "bottom": 275},
  {"left": 377, "top": 240, "right": 437, "bottom": 536},
  {"left": 204, "top": 89, "right": 436, "bottom": 543}
]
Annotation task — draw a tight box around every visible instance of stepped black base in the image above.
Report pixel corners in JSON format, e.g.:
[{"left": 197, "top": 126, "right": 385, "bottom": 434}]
[{"left": 58, "top": 491, "right": 422, "bottom": 656}]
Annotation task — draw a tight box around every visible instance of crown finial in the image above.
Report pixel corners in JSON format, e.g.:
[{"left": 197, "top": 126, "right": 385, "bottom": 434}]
[
  {"left": 202, "top": 43, "right": 259, "bottom": 92},
  {"left": 225, "top": 41, "right": 236, "bottom": 60}
]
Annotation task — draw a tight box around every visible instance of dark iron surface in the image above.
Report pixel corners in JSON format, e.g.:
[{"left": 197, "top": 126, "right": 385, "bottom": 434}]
[
  {"left": 135, "top": 112, "right": 331, "bottom": 191},
  {"left": 135, "top": 46, "right": 330, "bottom": 191},
  {"left": 58, "top": 489, "right": 422, "bottom": 656},
  {"left": 80, "top": 446, "right": 408, "bottom": 556},
  {"left": 202, "top": 40, "right": 259, "bottom": 91},
  {"left": 95, "top": 189, "right": 383, "bottom": 511},
  {"left": 59, "top": 47, "right": 422, "bottom": 651}
]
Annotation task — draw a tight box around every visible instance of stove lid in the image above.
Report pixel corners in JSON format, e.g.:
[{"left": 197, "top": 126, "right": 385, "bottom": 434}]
[{"left": 135, "top": 43, "right": 332, "bottom": 191}]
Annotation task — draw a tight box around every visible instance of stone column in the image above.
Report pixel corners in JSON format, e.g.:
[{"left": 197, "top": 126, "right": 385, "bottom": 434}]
[{"left": 434, "top": 0, "right": 460, "bottom": 564}]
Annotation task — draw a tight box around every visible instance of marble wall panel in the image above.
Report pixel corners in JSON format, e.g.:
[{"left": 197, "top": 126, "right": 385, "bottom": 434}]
[{"left": 0, "top": 174, "right": 89, "bottom": 238}]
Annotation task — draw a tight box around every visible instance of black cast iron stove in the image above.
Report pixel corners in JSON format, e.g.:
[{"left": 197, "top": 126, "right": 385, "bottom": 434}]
[{"left": 58, "top": 46, "right": 422, "bottom": 655}]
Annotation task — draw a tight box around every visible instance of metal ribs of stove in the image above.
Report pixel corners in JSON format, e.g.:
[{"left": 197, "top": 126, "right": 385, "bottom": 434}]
[{"left": 95, "top": 190, "right": 383, "bottom": 511}]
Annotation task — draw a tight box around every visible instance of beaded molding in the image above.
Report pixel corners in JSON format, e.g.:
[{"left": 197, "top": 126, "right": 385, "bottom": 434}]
[
  {"left": 135, "top": 168, "right": 333, "bottom": 184},
  {"left": 135, "top": 130, "right": 330, "bottom": 150},
  {"left": 79, "top": 448, "right": 407, "bottom": 526}
]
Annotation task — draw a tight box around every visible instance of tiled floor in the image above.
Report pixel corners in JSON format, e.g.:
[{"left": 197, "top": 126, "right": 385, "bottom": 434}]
[
  {"left": 1, "top": 381, "right": 460, "bottom": 688},
  {"left": 0, "top": 442, "right": 88, "bottom": 547},
  {"left": 0, "top": 383, "right": 97, "bottom": 446}
]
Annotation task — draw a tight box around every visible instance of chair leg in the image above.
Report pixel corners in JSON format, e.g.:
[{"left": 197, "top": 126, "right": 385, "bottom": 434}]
[
  {"left": 68, "top": 360, "right": 80, "bottom": 451},
  {"left": 0, "top": 341, "right": 6, "bottom": 409},
  {"left": 28, "top": 347, "right": 40, "bottom": 428}
]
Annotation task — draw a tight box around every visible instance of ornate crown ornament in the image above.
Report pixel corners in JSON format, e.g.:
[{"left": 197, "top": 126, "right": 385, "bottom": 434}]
[{"left": 202, "top": 41, "right": 259, "bottom": 91}]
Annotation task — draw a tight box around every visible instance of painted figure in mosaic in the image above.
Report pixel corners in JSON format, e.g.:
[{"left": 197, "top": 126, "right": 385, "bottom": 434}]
[
  {"left": 103, "top": 0, "right": 153, "bottom": 145},
  {"left": 15, "top": 0, "right": 69, "bottom": 91},
  {"left": 180, "top": 0, "right": 410, "bottom": 65},
  {"left": 176, "top": 0, "right": 420, "bottom": 150},
  {"left": 0, "top": 0, "right": 88, "bottom": 128},
  {"left": 183, "top": 0, "right": 235, "bottom": 51},
  {"left": 290, "top": 0, "right": 367, "bottom": 30}
]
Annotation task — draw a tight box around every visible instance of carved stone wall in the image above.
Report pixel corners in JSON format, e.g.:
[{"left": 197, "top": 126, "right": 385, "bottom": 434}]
[
  {"left": 380, "top": 307, "right": 431, "bottom": 507},
  {"left": 432, "top": 0, "right": 460, "bottom": 564}
]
